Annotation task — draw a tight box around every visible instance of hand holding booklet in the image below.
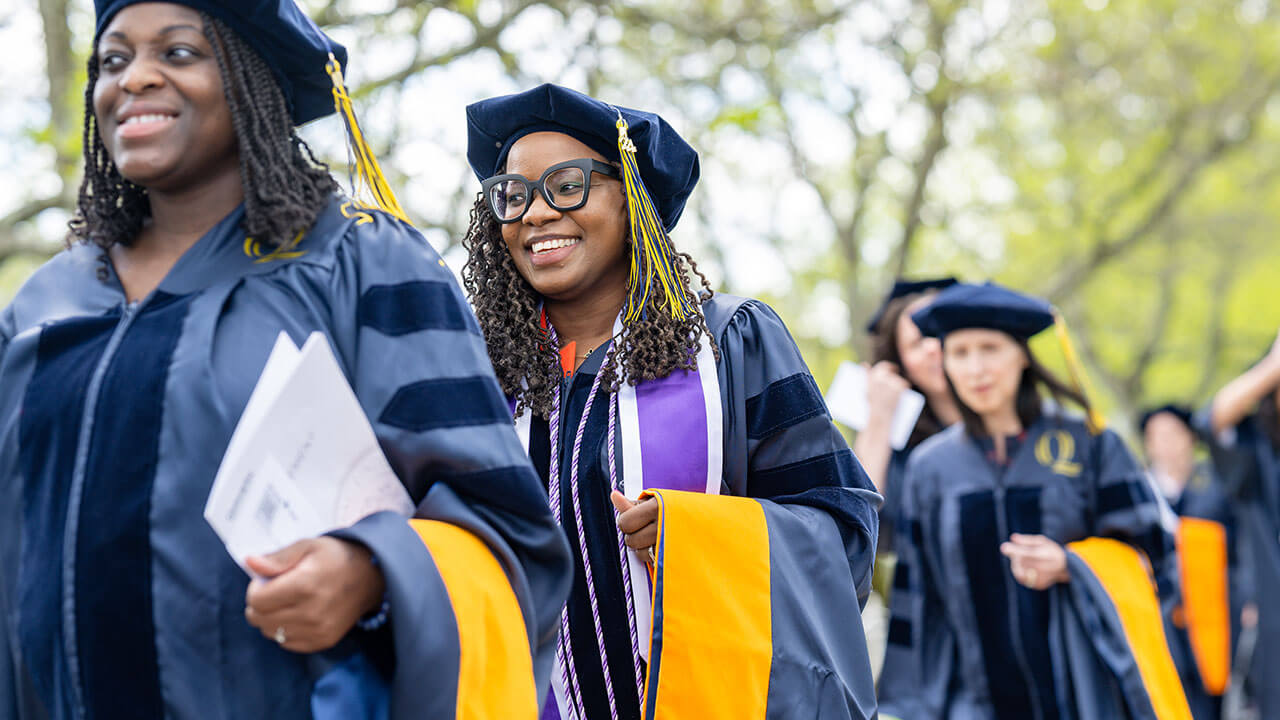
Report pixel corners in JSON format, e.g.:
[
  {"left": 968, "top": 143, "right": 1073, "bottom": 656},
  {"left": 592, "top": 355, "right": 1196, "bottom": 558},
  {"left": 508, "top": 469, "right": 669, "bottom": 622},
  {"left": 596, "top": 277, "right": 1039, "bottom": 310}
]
[
  {"left": 825, "top": 361, "right": 926, "bottom": 451},
  {"left": 204, "top": 332, "right": 414, "bottom": 572}
]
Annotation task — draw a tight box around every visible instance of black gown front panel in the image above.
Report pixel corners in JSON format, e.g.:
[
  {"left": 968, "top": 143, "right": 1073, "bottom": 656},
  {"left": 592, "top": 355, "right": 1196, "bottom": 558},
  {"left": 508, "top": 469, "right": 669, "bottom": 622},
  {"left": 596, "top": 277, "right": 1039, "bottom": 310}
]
[
  {"left": 955, "top": 436, "right": 1059, "bottom": 720},
  {"left": 76, "top": 291, "right": 192, "bottom": 719},
  {"left": 531, "top": 351, "right": 643, "bottom": 720},
  {"left": 17, "top": 312, "right": 118, "bottom": 711}
]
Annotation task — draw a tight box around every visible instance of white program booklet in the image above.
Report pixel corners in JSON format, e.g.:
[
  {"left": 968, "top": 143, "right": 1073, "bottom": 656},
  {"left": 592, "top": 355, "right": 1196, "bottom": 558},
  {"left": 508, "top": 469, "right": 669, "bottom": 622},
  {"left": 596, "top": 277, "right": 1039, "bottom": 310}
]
[
  {"left": 825, "top": 361, "right": 927, "bottom": 451},
  {"left": 204, "top": 332, "right": 414, "bottom": 571}
]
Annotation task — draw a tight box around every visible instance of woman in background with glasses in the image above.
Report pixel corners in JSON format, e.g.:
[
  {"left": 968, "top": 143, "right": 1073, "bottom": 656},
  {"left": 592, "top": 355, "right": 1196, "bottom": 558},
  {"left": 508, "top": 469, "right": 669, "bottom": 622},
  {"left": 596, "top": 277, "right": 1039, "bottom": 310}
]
[{"left": 459, "top": 83, "right": 882, "bottom": 720}]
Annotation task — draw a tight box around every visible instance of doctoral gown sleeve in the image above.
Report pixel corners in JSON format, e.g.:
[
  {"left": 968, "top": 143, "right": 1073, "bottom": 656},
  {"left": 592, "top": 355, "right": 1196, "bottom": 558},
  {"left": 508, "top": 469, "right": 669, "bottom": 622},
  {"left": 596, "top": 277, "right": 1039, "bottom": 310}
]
[
  {"left": 1195, "top": 409, "right": 1280, "bottom": 717},
  {"left": 322, "top": 212, "right": 572, "bottom": 720},
  {"left": 0, "top": 307, "right": 43, "bottom": 720},
  {"left": 877, "top": 449, "right": 959, "bottom": 720},
  {"left": 640, "top": 298, "right": 880, "bottom": 720},
  {"left": 1193, "top": 408, "right": 1262, "bottom": 605},
  {"left": 1042, "top": 429, "right": 1193, "bottom": 720},
  {"left": 0, "top": 309, "right": 14, "bottom": 720},
  {"left": 718, "top": 299, "right": 881, "bottom": 595},
  {"left": 1191, "top": 406, "right": 1257, "bottom": 500},
  {"left": 1089, "top": 429, "right": 1178, "bottom": 599}
]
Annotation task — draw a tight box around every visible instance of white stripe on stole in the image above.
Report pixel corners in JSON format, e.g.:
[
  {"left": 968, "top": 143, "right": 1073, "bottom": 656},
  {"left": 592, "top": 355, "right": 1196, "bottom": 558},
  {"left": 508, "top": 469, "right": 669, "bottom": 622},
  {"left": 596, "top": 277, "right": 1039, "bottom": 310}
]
[
  {"left": 696, "top": 336, "right": 723, "bottom": 496},
  {"left": 613, "top": 314, "right": 654, "bottom": 661},
  {"left": 617, "top": 374, "right": 651, "bottom": 661},
  {"left": 618, "top": 318, "right": 722, "bottom": 662},
  {"left": 519, "top": 317, "right": 722, "bottom": 705},
  {"left": 549, "top": 665, "right": 571, "bottom": 719}
]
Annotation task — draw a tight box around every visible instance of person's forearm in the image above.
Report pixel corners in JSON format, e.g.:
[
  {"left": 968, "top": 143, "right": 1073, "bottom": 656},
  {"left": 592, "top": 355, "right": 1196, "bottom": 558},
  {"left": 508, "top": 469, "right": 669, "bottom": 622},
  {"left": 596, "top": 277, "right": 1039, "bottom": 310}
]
[
  {"left": 1210, "top": 353, "right": 1280, "bottom": 434},
  {"left": 853, "top": 428, "right": 893, "bottom": 494}
]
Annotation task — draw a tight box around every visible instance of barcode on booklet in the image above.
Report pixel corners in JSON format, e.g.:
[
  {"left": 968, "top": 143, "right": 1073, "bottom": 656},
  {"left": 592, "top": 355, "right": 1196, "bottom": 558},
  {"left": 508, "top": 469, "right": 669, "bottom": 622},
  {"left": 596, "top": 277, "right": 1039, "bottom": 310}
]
[{"left": 255, "top": 486, "right": 284, "bottom": 527}]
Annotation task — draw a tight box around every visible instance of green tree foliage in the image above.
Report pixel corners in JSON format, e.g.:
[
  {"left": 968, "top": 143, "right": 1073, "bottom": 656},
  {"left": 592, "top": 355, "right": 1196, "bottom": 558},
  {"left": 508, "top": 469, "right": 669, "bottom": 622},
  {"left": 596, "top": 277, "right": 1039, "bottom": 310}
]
[{"left": 4, "top": 0, "right": 1279, "bottom": 431}]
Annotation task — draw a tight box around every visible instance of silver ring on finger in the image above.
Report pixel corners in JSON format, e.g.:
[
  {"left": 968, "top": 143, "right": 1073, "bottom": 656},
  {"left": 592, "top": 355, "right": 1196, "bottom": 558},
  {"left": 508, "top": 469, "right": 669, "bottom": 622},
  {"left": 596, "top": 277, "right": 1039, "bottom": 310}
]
[{"left": 274, "top": 626, "right": 287, "bottom": 646}]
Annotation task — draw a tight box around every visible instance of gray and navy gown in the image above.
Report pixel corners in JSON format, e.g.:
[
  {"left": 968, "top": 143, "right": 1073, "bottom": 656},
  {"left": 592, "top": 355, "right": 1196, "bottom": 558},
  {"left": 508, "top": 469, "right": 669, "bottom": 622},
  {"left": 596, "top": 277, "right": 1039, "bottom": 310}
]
[
  {"left": 1160, "top": 463, "right": 1241, "bottom": 720},
  {"left": 876, "top": 447, "right": 913, "bottom": 555},
  {"left": 0, "top": 197, "right": 572, "bottom": 719},
  {"left": 880, "top": 414, "right": 1179, "bottom": 720},
  {"left": 527, "top": 295, "right": 882, "bottom": 719},
  {"left": 1196, "top": 411, "right": 1280, "bottom": 717},
  {"left": 1170, "top": 462, "right": 1246, "bottom": 634}
]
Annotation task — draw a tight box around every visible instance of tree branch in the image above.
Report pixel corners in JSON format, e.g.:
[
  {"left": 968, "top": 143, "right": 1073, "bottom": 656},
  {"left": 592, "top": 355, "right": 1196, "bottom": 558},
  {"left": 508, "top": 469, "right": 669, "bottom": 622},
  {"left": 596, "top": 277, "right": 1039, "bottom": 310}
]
[
  {"left": 1045, "top": 74, "right": 1280, "bottom": 302},
  {"left": 1192, "top": 251, "right": 1237, "bottom": 401},
  {"left": 894, "top": 93, "right": 948, "bottom": 276},
  {"left": 352, "top": 0, "right": 548, "bottom": 100},
  {"left": 1121, "top": 249, "right": 1177, "bottom": 401}
]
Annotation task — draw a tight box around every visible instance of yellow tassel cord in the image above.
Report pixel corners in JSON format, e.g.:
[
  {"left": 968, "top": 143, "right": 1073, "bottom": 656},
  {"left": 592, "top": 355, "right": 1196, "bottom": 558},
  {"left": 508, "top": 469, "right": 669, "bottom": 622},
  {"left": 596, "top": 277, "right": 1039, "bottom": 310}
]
[
  {"left": 1053, "top": 311, "right": 1107, "bottom": 435},
  {"left": 325, "top": 53, "right": 410, "bottom": 224},
  {"left": 616, "top": 114, "right": 698, "bottom": 323}
]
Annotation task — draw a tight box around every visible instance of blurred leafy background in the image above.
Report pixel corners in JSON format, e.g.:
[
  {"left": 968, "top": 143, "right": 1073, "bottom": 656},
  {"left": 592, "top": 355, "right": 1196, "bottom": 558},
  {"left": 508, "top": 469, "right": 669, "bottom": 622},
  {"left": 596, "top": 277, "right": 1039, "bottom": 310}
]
[{"left": 4, "top": 0, "right": 1280, "bottom": 434}]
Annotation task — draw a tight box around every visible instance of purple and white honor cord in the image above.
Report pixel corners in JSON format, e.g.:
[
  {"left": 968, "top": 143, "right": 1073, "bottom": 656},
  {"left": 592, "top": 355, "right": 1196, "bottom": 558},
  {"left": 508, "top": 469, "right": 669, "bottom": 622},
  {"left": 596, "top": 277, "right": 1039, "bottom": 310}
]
[
  {"left": 547, "top": 329, "right": 628, "bottom": 720},
  {"left": 606, "top": 391, "right": 647, "bottom": 700},
  {"left": 547, "top": 379, "right": 588, "bottom": 720}
]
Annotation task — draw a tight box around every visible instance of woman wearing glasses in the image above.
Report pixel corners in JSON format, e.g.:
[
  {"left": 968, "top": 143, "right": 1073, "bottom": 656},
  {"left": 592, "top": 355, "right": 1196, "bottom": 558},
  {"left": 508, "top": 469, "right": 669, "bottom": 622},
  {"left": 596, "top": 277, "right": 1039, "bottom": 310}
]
[
  {"left": 460, "top": 83, "right": 881, "bottom": 720},
  {"left": 0, "top": 1, "right": 570, "bottom": 717}
]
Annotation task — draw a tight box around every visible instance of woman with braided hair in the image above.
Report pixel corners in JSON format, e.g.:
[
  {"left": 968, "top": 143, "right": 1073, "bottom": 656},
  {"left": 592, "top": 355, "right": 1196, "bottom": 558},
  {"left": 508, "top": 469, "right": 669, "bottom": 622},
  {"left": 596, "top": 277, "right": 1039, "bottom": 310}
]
[
  {"left": 0, "top": 2, "right": 570, "bottom": 718},
  {"left": 462, "top": 84, "right": 881, "bottom": 720}
]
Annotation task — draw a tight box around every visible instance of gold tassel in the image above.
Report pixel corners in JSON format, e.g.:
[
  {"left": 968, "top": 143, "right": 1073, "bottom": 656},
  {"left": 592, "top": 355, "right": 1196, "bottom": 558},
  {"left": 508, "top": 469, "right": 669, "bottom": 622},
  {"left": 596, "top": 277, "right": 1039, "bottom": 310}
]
[
  {"left": 1053, "top": 311, "right": 1107, "bottom": 435},
  {"left": 615, "top": 112, "right": 698, "bottom": 323},
  {"left": 325, "top": 53, "right": 410, "bottom": 224}
]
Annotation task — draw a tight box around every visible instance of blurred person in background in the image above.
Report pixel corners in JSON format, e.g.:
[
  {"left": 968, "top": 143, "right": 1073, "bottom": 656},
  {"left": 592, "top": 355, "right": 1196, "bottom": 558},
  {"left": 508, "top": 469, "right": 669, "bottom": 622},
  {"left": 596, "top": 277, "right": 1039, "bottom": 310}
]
[
  {"left": 857, "top": 277, "right": 962, "bottom": 597},
  {"left": 1197, "top": 332, "right": 1280, "bottom": 719},
  {"left": 879, "top": 281, "right": 1191, "bottom": 720},
  {"left": 1141, "top": 404, "right": 1241, "bottom": 719}
]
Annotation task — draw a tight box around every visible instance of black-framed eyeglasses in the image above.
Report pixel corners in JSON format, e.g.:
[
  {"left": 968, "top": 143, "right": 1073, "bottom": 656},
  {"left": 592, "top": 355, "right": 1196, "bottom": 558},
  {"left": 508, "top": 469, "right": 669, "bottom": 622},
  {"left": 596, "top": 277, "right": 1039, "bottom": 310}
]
[{"left": 481, "top": 158, "right": 621, "bottom": 224}]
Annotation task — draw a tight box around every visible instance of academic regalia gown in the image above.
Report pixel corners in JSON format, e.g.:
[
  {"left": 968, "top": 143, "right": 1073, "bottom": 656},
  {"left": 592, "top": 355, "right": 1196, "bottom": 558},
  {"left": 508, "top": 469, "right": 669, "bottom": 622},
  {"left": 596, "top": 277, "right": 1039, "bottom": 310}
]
[
  {"left": 529, "top": 294, "right": 881, "bottom": 720},
  {"left": 1157, "top": 463, "right": 1240, "bottom": 719},
  {"left": 879, "top": 414, "right": 1190, "bottom": 720},
  {"left": 1173, "top": 465, "right": 1245, "bottom": 631},
  {"left": 870, "top": 445, "right": 918, "bottom": 605},
  {"left": 1196, "top": 411, "right": 1280, "bottom": 718},
  {"left": 876, "top": 448, "right": 912, "bottom": 555},
  {"left": 0, "top": 197, "right": 572, "bottom": 719}
]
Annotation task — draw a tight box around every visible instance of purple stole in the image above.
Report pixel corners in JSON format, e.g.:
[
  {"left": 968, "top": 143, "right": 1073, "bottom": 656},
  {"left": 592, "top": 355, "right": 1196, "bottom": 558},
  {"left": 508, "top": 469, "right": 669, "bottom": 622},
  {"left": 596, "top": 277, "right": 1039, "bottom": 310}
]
[{"left": 514, "top": 327, "right": 721, "bottom": 720}]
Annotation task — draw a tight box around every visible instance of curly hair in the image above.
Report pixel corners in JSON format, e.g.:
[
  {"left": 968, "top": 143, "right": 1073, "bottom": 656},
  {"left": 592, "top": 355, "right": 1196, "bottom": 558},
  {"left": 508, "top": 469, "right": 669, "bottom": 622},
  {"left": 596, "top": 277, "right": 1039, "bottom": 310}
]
[
  {"left": 68, "top": 13, "right": 336, "bottom": 251},
  {"left": 460, "top": 194, "right": 717, "bottom": 419}
]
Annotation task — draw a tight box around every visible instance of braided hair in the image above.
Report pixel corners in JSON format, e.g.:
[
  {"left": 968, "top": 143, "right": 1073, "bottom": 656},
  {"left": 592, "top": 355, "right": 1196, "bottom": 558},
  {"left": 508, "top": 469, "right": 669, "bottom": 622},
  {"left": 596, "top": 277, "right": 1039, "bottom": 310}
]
[
  {"left": 460, "top": 194, "right": 717, "bottom": 419},
  {"left": 68, "top": 13, "right": 336, "bottom": 251}
]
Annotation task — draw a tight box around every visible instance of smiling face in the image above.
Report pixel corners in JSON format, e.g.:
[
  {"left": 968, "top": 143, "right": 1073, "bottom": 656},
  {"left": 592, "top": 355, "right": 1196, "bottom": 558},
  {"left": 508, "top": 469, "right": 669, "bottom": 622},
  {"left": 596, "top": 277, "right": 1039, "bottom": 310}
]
[
  {"left": 499, "top": 132, "right": 629, "bottom": 305},
  {"left": 942, "top": 328, "right": 1028, "bottom": 419},
  {"left": 93, "top": 3, "right": 238, "bottom": 192},
  {"left": 896, "top": 295, "right": 948, "bottom": 396}
]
